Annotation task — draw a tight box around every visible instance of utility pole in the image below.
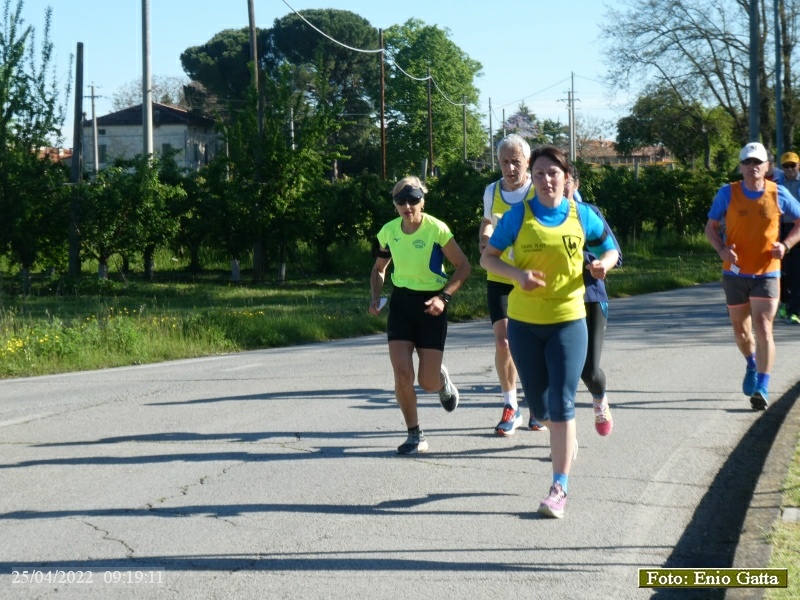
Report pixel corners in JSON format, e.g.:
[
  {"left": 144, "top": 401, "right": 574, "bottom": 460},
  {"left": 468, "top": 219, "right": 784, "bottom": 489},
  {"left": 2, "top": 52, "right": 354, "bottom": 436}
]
[
  {"left": 379, "top": 29, "right": 387, "bottom": 180},
  {"left": 248, "top": 0, "right": 264, "bottom": 138},
  {"left": 141, "top": 0, "right": 153, "bottom": 156},
  {"left": 463, "top": 97, "right": 467, "bottom": 161},
  {"left": 88, "top": 84, "right": 101, "bottom": 175},
  {"left": 247, "top": 0, "right": 265, "bottom": 283},
  {"left": 427, "top": 67, "right": 434, "bottom": 177},
  {"left": 775, "top": 0, "right": 783, "bottom": 156},
  {"left": 489, "top": 98, "right": 494, "bottom": 171},
  {"left": 569, "top": 72, "right": 576, "bottom": 161},
  {"left": 749, "top": 0, "right": 760, "bottom": 141},
  {"left": 68, "top": 42, "right": 84, "bottom": 278}
]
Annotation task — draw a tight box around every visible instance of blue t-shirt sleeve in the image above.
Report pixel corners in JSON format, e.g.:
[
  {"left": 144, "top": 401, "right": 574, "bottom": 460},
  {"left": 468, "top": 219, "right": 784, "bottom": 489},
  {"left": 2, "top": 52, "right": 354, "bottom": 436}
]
[
  {"left": 708, "top": 185, "right": 732, "bottom": 221},
  {"left": 488, "top": 203, "right": 524, "bottom": 251},
  {"left": 578, "top": 203, "right": 617, "bottom": 256},
  {"left": 586, "top": 204, "right": 622, "bottom": 267},
  {"left": 778, "top": 186, "right": 800, "bottom": 219}
]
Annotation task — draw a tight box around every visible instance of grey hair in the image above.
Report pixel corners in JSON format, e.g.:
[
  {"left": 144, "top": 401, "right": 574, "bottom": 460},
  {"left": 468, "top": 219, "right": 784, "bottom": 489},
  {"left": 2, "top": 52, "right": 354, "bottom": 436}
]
[{"left": 496, "top": 133, "right": 531, "bottom": 160}]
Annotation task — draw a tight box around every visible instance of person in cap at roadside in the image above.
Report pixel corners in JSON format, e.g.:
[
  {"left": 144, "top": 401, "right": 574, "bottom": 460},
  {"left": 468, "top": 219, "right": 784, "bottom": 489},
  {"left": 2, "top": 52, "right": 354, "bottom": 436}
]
[
  {"left": 766, "top": 152, "right": 785, "bottom": 184},
  {"left": 479, "top": 134, "right": 549, "bottom": 436},
  {"left": 369, "top": 176, "right": 471, "bottom": 455},
  {"left": 705, "top": 142, "right": 800, "bottom": 410},
  {"left": 778, "top": 151, "right": 800, "bottom": 323}
]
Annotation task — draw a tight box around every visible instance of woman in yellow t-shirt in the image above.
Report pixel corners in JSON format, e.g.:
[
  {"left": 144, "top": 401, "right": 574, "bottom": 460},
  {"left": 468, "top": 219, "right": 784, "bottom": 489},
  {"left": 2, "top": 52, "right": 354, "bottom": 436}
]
[{"left": 369, "top": 176, "right": 471, "bottom": 455}]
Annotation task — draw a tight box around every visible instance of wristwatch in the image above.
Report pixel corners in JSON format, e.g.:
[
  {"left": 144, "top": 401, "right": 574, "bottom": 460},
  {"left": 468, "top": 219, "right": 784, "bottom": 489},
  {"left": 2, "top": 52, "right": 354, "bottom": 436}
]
[{"left": 439, "top": 292, "right": 452, "bottom": 305}]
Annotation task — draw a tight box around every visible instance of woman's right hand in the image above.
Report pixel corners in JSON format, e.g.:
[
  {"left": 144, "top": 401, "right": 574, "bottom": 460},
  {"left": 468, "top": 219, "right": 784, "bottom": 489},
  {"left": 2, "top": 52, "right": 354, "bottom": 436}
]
[{"left": 517, "top": 269, "right": 545, "bottom": 291}]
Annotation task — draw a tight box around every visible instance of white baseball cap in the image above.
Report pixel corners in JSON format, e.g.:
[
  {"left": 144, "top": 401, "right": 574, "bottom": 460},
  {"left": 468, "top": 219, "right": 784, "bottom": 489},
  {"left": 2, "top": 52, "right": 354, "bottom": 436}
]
[{"left": 739, "top": 142, "right": 769, "bottom": 163}]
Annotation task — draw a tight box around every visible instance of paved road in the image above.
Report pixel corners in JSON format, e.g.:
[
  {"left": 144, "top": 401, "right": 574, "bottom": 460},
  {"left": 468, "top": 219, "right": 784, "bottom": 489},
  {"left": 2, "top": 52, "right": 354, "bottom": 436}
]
[{"left": 0, "top": 283, "right": 798, "bottom": 600}]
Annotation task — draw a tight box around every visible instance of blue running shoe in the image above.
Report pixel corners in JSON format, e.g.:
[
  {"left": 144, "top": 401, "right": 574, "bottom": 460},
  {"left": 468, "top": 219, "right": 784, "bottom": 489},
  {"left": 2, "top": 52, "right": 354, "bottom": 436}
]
[
  {"left": 495, "top": 405, "right": 522, "bottom": 436},
  {"left": 750, "top": 388, "right": 769, "bottom": 411},
  {"left": 528, "top": 416, "right": 548, "bottom": 431},
  {"left": 743, "top": 367, "right": 758, "bottom": 396}
]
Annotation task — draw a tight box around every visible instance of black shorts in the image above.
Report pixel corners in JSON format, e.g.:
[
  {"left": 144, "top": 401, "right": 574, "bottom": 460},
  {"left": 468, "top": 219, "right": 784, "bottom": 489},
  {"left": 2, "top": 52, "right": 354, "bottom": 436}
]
[
  {"left": 387, "top": 287, "right": 447, "bottom": 350},
  {"left": 487, "top": 280, "right": 514, "bottom": 324}
]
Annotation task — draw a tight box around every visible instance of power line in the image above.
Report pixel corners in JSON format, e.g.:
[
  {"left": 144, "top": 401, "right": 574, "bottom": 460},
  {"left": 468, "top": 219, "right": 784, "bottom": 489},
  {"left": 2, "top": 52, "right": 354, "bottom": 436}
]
[{"left": 281, "top": 0, "right": 467, "bottom": 107}]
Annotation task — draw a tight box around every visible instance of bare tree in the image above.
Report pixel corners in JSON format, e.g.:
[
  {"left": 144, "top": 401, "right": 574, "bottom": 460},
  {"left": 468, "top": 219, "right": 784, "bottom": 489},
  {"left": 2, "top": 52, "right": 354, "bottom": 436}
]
[
  {"left": 111, "top": 74, "right": 190, "bottom": 111},
  {"left": 602, "top": 0, "right": 800, "bottom": 151}
]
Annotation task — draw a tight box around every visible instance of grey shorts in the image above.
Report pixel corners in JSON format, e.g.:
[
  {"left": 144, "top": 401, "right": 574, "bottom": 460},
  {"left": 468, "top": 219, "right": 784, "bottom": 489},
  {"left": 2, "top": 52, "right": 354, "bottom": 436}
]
[{"left": 722, "top": 275, "right": 780, "bottom": 305}]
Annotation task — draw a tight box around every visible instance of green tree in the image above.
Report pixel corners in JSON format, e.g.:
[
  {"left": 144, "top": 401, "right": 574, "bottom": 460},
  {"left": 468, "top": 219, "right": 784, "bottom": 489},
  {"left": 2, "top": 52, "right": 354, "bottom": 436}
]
[
  {"left": 219, "top": 64, "right": 337, "bottom": 281},
  {"left": 180, "top": 28, "right": 261, "bottom": 102},
  {"left": 540, "top": 119, "right": 568, "bottom": 146},
  {"left": 0, "top": 0, "right": 69, "bottom": 291},
  {"left": 267, "top": 9, "right": 381, "bottom": 176},
  {"left": 384, "top": 19, "right": 485, "bottom": 177},
  {"left": 79, "top": 155, "right": 185, "bottom": 279},
  {"left": 615, "top": 85, "right": 738, "bottom": 168}
]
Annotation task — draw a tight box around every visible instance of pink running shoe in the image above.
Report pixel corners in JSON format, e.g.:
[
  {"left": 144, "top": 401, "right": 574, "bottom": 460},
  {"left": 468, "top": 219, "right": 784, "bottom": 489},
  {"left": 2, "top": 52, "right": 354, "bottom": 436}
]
[
  {"left": 538, "top": 483, "right": 567, "bottom": 518},
  {"left": 593, "top": 401, "right": 613, "bottom": 436}
]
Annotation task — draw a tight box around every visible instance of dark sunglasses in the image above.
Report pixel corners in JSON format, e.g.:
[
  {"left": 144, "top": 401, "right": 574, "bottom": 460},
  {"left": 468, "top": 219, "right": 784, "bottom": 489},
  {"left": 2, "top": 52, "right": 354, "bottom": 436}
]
[
  {"left": 394, "top": 197, "right": 423, "bottom": 206},
  {"left": 783, "top": 162, "right": 798, "bottom": 169},
  {"left": 741, "top": 158, "right": 764, "bottom": 166}
]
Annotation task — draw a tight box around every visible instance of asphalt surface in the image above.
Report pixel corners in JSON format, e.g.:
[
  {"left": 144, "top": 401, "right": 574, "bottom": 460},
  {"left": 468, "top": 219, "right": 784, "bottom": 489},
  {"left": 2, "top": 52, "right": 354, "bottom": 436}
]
[{"left": 0, "top": 283, "right": 798, "bottom": 600}]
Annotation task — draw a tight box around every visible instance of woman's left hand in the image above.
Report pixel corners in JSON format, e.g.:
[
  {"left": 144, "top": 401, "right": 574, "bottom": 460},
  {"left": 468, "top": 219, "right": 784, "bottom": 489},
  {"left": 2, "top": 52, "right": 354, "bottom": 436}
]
[{"left": 587, "top": 260, "right": 608, "bottom": 280}]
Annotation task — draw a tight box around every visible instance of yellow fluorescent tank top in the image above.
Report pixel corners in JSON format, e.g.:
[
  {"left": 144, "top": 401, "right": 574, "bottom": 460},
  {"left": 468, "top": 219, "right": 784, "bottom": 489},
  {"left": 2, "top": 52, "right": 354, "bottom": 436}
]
[
  {"left": 508, "top": 199, "right": 587, "bottom": 325},
  {"left": 488, "top": 181, "right": 536, "bottom": 284},
  {"left": 377, "top": 214, "right": 452, "bottom": 291}
]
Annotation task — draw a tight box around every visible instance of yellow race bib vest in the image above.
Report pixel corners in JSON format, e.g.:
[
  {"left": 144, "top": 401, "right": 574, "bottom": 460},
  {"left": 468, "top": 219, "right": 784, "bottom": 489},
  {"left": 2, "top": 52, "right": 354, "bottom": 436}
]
[
  {"left": 488, "top": 180, "right": 535, "bottom": 284},
  {"left": 508, "top": 199, "right": 587, "bottom": 324}
]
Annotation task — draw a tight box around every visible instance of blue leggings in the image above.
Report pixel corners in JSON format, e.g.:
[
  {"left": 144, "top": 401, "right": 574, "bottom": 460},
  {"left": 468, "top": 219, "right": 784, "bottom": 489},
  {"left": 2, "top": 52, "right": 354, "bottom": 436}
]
[{"left": 508, "top": 317, "right": 588, "bottom": 422}]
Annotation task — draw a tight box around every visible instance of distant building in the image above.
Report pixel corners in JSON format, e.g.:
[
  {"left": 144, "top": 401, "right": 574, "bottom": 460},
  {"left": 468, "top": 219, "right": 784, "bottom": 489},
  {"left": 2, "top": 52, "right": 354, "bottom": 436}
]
[
  {"left": 81, "top": 102, "right": 219, "bottom": 171},
  {"left": 578, "top": 139, "right": 674, "bottom": 167}
]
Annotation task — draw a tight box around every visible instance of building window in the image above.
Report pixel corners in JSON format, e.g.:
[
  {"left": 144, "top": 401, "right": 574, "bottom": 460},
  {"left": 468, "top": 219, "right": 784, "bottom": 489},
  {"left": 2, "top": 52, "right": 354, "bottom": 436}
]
[
  {"left": 98, "top": 129, "right": 106, "bottom": 135},
  {"left": 193, "top": 143, "right": 200, "bottom": 163},
  {"left": 162, "top": 143, "right": 172, "bottom": 155},
  {"left": 98, "top": 144, "right": 107, "bottom": 163}
]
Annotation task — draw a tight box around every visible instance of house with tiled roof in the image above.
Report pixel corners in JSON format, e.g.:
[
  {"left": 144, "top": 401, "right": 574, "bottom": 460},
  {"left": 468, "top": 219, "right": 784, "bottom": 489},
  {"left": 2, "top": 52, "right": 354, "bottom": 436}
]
[{"left": 81, "top": 102, "right": 219, "bottom": 171}]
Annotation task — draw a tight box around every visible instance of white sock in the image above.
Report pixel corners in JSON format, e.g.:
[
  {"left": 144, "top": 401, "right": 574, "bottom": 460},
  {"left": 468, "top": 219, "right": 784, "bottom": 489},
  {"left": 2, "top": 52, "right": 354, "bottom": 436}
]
[{"left": 502, "top": 389, "right": 518, "bottom": 410}]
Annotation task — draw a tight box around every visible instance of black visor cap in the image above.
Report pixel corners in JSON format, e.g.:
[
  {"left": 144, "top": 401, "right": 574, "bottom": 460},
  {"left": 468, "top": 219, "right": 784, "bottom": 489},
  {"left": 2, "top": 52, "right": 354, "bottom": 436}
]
[{"left": 393, "top": 185, "right": 424, "bottom": 201}]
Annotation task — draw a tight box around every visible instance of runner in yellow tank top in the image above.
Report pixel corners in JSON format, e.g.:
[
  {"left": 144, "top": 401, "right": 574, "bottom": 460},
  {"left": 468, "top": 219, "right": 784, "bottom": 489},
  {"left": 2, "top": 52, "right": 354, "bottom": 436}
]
[{"left": 478, "top": 134, "right": 546, "bottom": 435}]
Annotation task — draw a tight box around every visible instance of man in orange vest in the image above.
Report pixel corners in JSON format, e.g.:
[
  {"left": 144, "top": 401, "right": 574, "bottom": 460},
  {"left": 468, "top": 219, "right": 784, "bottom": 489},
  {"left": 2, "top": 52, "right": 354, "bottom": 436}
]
[{"left": 705, "top": 142, "right": 800, "bottom": 410}]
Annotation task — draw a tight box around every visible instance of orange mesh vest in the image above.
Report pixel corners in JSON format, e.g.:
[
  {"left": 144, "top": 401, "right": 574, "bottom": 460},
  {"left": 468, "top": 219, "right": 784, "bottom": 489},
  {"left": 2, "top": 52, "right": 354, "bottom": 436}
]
[{"left": 723, "top": 181, "right": 781, "bottom": 276}]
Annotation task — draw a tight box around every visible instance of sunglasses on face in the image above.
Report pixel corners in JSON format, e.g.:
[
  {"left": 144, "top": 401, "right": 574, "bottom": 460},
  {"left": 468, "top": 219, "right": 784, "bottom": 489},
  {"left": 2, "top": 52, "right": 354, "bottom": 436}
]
[
  {"left": 783, "top": 163, "right": 798, "bottom": 169},
  {"left": 394, "top": 197, "right": 422, "bottom": 206},
  {"left": 741, "top": 159, "right": 764, "bottom": 166}
]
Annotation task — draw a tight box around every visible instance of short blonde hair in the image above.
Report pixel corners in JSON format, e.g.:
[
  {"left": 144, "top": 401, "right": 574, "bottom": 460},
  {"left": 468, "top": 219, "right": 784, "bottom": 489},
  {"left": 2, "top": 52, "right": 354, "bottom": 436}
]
[{"left": 391, "top": 176, "right": 428, "bottom": 198}]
